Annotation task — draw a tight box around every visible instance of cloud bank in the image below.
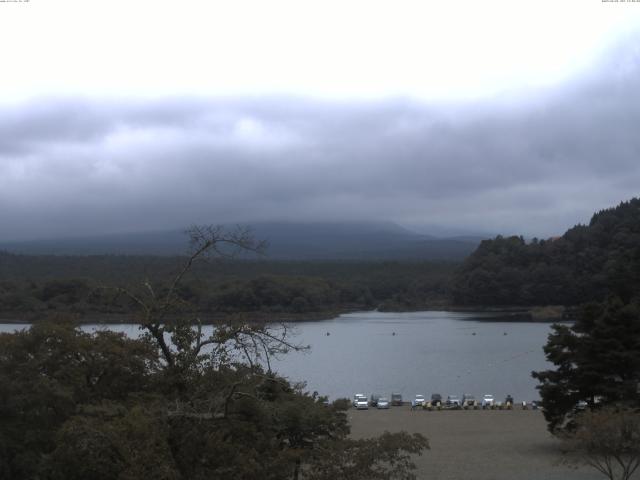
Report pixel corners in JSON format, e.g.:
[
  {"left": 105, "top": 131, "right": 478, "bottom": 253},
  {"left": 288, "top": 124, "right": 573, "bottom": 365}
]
[{"left": 0, "top": 44, "right": 639, "bottom": 241}]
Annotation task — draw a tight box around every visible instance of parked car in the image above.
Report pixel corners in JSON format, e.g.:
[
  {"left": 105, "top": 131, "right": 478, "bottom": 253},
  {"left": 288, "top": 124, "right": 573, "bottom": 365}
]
[
  {"left": 391, "top": 393, "right": 403, "bottom": 406},
  {"left": 430, "top": 393, "right": 443, "bottom": 407},
  {"left": 370, "top": 394, "right": 381, "bottom": 407},
  {"left": 504, "top": 395, "right": 514, "bottom": 409},
  {"left": 446, "top": 395, "right": 461, "bottom": 409},
  {"left": 412, "top": 394, "right": 426, "bottom": 408},
  {"left": 481, "top": 394, "right": 495, "bottom": 409},
  {"left": 353, "top": 394, "right": 367, "bottom": 407},
  {"left": 461, "top": 394, "right": 477, "bottom": 409},
  {"left": 574, "top": 400, "right": 588, "bottom": 412},
  {"left": 377, "top": 397, "right": 390, "bottom": 409},
  {"left": 353, "top": 394, "right": 369, "bottom": 410}
]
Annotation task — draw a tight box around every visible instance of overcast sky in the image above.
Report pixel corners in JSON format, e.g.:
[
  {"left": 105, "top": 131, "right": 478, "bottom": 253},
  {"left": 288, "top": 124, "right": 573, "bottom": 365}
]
[{"left": 1, "top": 1, "right": 639, "bottom": 241}]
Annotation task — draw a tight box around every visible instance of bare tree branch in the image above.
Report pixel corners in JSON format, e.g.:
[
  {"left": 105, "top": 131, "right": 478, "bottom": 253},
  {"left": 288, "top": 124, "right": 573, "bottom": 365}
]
[{"left": 104, "top": 225, "right": 301, "bottom": 376}]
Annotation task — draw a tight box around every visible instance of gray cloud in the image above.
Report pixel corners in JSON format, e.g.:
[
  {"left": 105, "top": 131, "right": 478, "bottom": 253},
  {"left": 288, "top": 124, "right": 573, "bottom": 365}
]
[{"left": 0, "top": 43, "right": 639, "bottom": 242}]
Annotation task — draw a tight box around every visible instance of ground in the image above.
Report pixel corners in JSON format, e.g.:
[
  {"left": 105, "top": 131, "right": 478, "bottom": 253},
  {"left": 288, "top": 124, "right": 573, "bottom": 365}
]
[{"left": 348, "top": 407, "right": 604, "bottom": 480}]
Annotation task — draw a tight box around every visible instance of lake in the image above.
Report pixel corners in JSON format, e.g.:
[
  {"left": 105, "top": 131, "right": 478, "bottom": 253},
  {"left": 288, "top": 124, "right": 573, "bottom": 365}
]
[{"left": 0, "top": 310, "right": 560, "bottom": 403}]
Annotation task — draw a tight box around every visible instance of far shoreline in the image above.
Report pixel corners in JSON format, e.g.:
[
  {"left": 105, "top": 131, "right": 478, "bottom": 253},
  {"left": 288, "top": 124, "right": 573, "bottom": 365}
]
[{"left": 0, "top": 304, "right": 571, "bottom": 325}]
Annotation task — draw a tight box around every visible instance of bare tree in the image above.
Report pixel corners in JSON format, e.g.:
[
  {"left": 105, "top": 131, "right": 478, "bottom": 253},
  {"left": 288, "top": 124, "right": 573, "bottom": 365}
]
[
  {"left": 562, "top": 406, "right": 640, "bottom": 480},
  {"left": 110, "top": 225, "right": 304, "bottom": 372}
]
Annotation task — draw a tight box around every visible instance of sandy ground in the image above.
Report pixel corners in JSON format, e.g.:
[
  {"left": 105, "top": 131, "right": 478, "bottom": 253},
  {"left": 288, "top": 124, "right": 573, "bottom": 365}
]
[{"left": 348, "top": 407, "right": 604, "bottom": 480}]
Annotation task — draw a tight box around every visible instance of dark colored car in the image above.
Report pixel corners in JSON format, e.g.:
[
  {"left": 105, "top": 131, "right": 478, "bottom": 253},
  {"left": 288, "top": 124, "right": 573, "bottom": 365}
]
[
  {"left": 391, "top": 393, "right": 403, "bottom": 406},
  {"left": 431, "top": 393, "right": 443, "bottom": 406}
]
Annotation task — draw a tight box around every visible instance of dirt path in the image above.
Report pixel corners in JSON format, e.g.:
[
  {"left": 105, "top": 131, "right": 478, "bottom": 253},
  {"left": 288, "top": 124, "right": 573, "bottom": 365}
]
[{"left": 348, "top": 407, "right": 603, "bottom": 480}]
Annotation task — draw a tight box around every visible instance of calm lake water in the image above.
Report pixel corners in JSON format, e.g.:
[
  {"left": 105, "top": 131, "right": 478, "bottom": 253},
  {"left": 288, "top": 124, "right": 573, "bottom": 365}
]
[{"left": 0, "top": 310, "right": 560, "bottom": 402}]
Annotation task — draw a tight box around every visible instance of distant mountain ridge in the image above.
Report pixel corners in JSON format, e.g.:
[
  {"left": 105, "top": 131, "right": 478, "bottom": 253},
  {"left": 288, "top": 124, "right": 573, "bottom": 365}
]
[{"left": 0, "top": 221, "right": 482, "bottom": 260}]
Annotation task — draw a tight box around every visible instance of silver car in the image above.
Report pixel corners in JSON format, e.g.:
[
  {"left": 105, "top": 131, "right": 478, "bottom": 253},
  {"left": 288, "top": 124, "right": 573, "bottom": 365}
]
[
  {"left": 446, "top": 395, "right": 461, "bottom": 408},
  {"left": 377, "top": 397, "right": 390, "bottom": 409},
  {"left": 482, "top": 394, "right": 495, "bottom": 408}
]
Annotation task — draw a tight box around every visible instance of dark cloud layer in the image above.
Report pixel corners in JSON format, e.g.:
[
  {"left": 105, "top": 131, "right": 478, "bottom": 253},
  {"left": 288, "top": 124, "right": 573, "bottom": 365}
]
[{"left": 1, "top": 46, "right": 639, "bottom": 241}]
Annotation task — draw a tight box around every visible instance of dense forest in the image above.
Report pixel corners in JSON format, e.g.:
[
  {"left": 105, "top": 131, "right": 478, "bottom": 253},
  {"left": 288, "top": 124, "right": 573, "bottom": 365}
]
[
  {"left": 0, "top": 254, "right": 455, "bottom": 321},
  {"left": 453, "top": 198, "right": 640, "bottom": 307}
]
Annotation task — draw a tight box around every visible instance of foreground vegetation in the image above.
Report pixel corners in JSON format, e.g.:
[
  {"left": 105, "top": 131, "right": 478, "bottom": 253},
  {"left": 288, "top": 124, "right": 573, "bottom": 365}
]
[
  {"left": 532, "top": 296, "right": 640, "bottom": 432},
  {"left": 563, "top": 407, "right": 640, "bottom": 480},
  {"left": 0, "top": 227, "right": 428, "bottom": 480},
  {"left": 0, "top": 320, "right": 430, "bottom": 480}
]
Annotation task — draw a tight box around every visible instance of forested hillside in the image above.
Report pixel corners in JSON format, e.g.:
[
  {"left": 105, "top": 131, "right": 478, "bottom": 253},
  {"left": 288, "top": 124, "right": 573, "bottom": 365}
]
[
  {"left": 0, "top": 255, "right": 455, "bottom": 320},
  {"left": 453, "top": 198, "right": 640, "bottom": 306}
]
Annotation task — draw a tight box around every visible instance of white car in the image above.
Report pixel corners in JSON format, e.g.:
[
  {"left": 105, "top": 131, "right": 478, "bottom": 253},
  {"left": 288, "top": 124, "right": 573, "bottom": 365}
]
[
  {"left": 377, "top": 397, "right": 390, "bottom": 409},
  {"left": 353, "top": 394, "right": 369, "bottom": 409},
  {"left": 481, "top": 394, "right": 495, "bottom": 408},
  {"left": 412, "top": 394, "right": 426, "bottom": 408}
]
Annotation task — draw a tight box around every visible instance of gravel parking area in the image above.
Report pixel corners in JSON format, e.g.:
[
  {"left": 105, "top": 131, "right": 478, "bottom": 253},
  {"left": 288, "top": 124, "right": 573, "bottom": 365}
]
[{"left": 348, "top": 407, "right": 603, "bottom": 480}]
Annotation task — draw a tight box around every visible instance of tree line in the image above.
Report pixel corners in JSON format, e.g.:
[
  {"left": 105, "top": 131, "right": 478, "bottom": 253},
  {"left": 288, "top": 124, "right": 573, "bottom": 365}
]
[
  {"left": 453, "top": 198, "right": 640, "bottom": 306},
  {"left": 0, "top": 255, "right": 455, "bottom": 320}
]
